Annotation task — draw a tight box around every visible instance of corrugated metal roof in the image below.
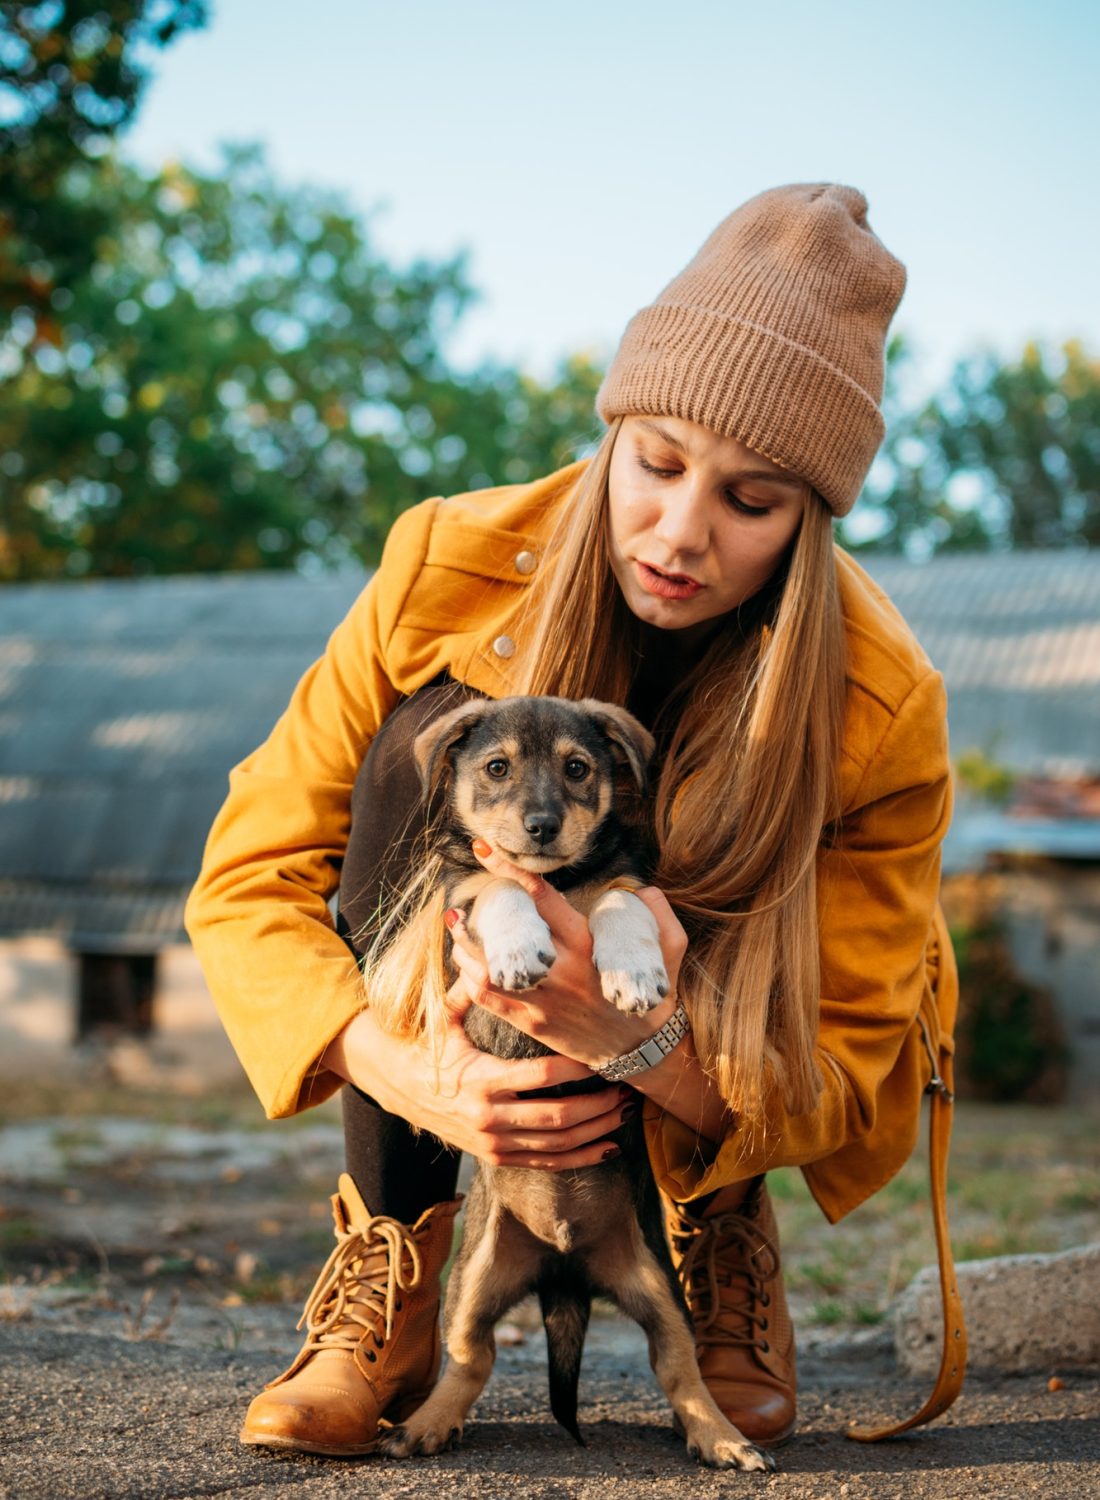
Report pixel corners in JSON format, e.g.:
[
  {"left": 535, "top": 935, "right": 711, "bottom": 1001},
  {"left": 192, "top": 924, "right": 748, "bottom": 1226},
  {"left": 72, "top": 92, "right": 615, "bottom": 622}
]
[
  {"left": 861, "top": 550, "right": 1100, "bottom": 775},
  {"left": 1, "top": 550, "right": 1098, "bottom": 943},
  {"left": 0, "top": 571, "right": 365, "bottom": 944}
]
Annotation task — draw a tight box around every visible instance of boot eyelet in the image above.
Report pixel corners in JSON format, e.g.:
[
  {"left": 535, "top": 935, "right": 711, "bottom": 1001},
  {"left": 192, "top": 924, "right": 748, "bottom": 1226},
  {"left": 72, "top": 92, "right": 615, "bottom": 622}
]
[
  {"left": 761, "top": 1293, "right": 771, "bottom": 1307},
  {"left": 366, "top": 1350, "right": 377, "bottom": 1362},
  {"left": 761, "top": 1318, "right": 768, "bottom": 1330},
  {"left": 395, "top": 1300, "right": 403, "bottom": 1312},
  {"left": 761, "top": 1340, "right": 770, "bottom": 1353}
]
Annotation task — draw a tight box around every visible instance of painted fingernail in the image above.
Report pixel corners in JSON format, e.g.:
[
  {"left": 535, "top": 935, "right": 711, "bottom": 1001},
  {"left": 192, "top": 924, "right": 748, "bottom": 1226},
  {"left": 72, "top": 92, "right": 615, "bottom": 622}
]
[
  {"left": 444, "top": 908, "right": 460, "bottom": 930},
  {"left": 621, "top": 1103, "right": 640, "bottom": 1123},
  {"left": 472, "top": 838, "right": 493, "bottom": 858},
  {"left": 601, "top": 1145, "right": 621, "bottom": 1161}
]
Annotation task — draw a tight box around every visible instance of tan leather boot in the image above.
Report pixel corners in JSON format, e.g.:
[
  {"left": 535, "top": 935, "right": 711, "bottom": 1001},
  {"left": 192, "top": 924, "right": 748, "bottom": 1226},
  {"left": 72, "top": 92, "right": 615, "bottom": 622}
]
[
  {"left": 240, "top": 1173, "right": 462, "bottom": 1456},
  {"left": 664, "top": 1175, "right": 797, "bottom": 1448}
]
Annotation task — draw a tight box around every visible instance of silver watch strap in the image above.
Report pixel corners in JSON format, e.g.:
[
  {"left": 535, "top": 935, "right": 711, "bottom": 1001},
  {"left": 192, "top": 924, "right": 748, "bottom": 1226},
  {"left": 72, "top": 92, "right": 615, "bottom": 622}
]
[{"left": 596, "top": 1002, "right": 690, "bottom": 1082}]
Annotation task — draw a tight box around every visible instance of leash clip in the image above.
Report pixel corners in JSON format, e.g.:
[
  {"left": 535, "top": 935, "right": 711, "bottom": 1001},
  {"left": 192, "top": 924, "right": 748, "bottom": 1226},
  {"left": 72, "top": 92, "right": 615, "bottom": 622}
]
[{"left": 917, "top": 1011, "right": 955, "bottom": 1102}]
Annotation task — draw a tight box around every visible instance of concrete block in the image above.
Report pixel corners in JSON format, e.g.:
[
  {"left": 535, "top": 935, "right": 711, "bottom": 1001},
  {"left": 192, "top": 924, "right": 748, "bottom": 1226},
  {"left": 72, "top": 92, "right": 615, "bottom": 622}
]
[{"left": 893, "top": 1241, "right": 1100, "bottom": 1376}]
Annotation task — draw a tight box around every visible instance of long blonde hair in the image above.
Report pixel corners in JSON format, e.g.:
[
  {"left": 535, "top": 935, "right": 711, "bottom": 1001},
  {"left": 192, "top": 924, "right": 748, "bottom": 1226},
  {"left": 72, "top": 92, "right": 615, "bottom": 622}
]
[
  {"left": 362, "top": 417, "right": 847, "bottom": 1131},
  {"left": 514, "top": 419, "right": 847, "bottom": 1126}
]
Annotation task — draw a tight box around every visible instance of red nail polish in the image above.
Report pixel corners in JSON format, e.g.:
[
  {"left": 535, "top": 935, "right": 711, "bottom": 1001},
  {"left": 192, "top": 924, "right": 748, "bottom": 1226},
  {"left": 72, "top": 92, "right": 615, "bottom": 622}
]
[
  {"left": 601, "top": 1145, "right": 621, "bottom": 1161},
  {"left": 472, "top": 838, "right": 492, "bottom": 858},
  {"left": 444, "top": 908, "right": 460, "bottom": 929}
]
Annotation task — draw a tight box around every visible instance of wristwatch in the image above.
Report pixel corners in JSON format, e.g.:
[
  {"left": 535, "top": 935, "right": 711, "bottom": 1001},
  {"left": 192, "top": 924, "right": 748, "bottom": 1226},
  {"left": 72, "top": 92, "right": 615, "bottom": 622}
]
[{"left": 595, "top": 1002, "right": 691, "bottom": 1082}]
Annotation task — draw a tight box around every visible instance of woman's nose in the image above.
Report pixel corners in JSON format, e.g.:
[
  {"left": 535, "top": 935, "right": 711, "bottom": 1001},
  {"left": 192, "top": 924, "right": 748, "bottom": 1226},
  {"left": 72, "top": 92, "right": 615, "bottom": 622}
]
[{"left": 652, "top": 483, "right": 710, "bottom": 557}]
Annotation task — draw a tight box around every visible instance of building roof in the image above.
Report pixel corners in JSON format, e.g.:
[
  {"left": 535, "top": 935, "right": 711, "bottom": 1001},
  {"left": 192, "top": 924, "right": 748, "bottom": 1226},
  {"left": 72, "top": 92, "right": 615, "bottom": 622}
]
[
  {"left": 1, "top": 548, "right": 1098, "bottom": 945},
  {"left": 861, "top": 549, "right": 1100, "bottom": 777},
  {"left": 0, "top": 571, "right": 362, "bottom": 947}
]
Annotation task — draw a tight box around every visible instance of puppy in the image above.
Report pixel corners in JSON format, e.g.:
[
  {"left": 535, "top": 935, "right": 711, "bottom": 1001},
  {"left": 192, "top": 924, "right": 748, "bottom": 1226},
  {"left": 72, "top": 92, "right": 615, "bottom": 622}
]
[{"left": 376, "top": 695, "right": 773, "bottom": 1474}]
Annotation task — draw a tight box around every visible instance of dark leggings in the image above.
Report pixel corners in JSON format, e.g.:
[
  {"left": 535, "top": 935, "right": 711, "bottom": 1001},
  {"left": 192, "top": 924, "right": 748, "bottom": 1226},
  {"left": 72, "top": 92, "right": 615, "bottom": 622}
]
[{"left": 336, "top": 679, "right": 478, "bottom": 1223}]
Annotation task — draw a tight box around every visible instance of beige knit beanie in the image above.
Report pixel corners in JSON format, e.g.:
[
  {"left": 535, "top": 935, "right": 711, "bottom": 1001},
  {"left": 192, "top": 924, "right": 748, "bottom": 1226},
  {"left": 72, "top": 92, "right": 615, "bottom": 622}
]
[{"left": 595, "top": 183, "right": 906, "bottom": 516}]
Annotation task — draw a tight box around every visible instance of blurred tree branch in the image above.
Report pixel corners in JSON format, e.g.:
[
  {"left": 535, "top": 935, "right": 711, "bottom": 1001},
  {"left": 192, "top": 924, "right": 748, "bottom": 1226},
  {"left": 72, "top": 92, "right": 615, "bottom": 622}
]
[{"left": 0, "top": 0, "right": 207, "bottom": 328}]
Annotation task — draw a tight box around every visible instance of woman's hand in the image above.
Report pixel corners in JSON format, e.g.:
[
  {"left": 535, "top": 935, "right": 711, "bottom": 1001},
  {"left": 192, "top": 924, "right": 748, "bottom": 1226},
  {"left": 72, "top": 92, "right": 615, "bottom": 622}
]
[
  {"left": 447, "top": 840, "right": 687, "bottom": 1071},
  {"left": 319, "top": 1000, "right": 634, "bottom": 1171}
]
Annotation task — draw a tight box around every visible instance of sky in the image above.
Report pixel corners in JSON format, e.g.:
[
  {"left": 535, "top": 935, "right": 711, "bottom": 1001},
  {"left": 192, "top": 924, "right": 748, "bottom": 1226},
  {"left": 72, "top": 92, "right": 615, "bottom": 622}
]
[{"left": 123, "top": 0, "right": 1099, "bottom": 399}]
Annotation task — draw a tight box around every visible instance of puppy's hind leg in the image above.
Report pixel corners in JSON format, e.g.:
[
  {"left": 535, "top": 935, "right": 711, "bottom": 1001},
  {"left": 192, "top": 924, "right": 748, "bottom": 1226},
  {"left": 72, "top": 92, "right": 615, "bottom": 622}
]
[
  {"left": 378, "top": 1197, "right": 541, "bottom": 1459},
  {"left": 589, "top": 1233, "right": 776, "bottom": 1473}
]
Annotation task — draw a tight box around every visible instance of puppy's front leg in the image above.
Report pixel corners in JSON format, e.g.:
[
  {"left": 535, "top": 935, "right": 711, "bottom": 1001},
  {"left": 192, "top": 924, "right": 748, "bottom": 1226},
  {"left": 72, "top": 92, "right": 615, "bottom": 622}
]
[
  {"left": 588, "top": 889, "right": 669, "bottom": 1015},
  {"left": 469, "top": 879, "right": 556, "bottom": 992}
]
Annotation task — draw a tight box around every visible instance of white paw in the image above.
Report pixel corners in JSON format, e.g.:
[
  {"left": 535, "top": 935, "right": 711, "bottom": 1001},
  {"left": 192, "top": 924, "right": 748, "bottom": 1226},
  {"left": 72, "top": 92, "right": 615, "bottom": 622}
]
[
  {"left": 482, "top": 911, "right": 556, "bottom": 992},
  {"left": 686, "top": 1432, "right": 776, "bottom": 1472},
  {"left": 597, "top": 957, "right": 669, "bottom": 1015},
  {"left": 589, "top": 891, "right": 669, "bottom": 1015}
]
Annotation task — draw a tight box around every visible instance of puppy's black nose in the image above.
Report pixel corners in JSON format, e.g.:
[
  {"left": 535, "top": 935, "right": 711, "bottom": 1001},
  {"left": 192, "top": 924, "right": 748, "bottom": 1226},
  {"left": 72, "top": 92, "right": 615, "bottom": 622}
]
[{"left": 524, "top": 812, "right": 561, "bottom": 846}]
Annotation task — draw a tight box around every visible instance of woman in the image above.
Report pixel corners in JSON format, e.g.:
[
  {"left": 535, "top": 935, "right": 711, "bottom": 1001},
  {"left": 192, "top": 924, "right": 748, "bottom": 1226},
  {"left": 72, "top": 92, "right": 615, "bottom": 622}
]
[{"left": 186, "top": 182, "right": 955, "bottom": 1457}]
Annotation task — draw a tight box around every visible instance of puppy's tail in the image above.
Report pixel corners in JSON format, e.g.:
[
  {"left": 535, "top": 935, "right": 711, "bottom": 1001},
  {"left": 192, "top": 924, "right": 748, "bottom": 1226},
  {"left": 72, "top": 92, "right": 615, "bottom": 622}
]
[{"left": 538, "top": 1272, "right": 591, "bottom": 1445}]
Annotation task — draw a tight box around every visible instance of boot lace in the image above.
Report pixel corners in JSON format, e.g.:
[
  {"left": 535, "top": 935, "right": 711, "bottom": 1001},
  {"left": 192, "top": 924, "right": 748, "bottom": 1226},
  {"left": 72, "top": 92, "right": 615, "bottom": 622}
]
[
  {"left": 671, "top": 1205, "right": 778, "bottom": 1354},
  {"left": 295, "top": 1215, "right": 423, "bottom": 1377}
]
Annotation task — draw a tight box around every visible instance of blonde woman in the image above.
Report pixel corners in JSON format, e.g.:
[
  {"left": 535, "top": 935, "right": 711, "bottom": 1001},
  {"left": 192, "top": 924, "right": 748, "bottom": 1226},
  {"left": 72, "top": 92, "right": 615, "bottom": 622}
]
[{"left": 186, "top": 183, "right": 955, "bottom": 1458}]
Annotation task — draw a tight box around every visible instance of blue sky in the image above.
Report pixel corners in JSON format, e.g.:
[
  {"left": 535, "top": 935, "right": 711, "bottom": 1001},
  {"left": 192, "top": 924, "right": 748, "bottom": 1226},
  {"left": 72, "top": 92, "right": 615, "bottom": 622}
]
[{"left": 123, "top": 0, "right": 1099, "bottom": 398}]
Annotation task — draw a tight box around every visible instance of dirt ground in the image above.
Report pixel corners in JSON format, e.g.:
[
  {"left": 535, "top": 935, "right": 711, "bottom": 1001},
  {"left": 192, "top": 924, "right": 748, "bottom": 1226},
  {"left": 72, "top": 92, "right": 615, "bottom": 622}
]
[{"left": 2, "top": 938, "right": 1098, "bottom": 1498}]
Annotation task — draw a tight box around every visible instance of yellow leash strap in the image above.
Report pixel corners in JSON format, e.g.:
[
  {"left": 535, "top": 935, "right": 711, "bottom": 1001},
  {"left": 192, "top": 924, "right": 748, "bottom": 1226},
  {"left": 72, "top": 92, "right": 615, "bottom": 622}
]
[{"left": 847, "top": 1025, "right": 968, "bottom": 1441}]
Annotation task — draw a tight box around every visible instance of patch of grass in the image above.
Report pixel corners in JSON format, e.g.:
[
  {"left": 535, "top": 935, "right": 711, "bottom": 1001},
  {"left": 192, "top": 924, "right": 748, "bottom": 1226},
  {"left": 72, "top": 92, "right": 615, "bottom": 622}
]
[
  {"left": 0, "top": 1215, "right": 40, "bottom": 1249},
  {"left": 1057, "top": 1186, "right": 1100, "bottom": 1213},
  {"left": 50, "top": 1123, "right": 105, "bottom": 1152},
  {"left": 771, "top": 1100, "right": 1100, "bottom": 1339},
  {"left": 811, "top": 1299, "right": 846, "bottom": 1326},
  {"left": 788, "top": 1259, "right": 848, "bottom": 1297}
]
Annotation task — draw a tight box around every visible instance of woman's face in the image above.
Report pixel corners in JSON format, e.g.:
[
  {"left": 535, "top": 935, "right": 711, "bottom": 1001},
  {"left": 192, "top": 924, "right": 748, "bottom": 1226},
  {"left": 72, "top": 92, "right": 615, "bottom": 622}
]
[{"left": 607, "top": 415, "right": 810, "bottom": 641}]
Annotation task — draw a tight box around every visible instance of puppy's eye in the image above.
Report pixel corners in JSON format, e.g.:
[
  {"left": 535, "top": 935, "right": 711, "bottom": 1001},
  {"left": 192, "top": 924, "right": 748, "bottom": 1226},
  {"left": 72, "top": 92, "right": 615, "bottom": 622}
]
[
  {"left": 564, "top": 758, "right": 589, "bottom": 781},
  {"left": 485, "top": 758, "right": 509, "bottom": 778}
]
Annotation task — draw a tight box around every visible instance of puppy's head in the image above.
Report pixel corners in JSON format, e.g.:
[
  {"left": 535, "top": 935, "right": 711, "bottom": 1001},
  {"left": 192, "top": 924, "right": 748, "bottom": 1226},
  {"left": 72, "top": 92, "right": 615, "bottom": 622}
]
[{"left": 413, "top": 696, "right": 653, "bottom": 872}]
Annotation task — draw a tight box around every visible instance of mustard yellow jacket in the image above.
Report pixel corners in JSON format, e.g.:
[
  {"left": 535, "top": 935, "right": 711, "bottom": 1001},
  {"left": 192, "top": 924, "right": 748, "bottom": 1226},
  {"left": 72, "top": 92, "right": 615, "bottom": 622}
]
[{"left": 185, "top": 460, "right": 956, "bottom": 1225}]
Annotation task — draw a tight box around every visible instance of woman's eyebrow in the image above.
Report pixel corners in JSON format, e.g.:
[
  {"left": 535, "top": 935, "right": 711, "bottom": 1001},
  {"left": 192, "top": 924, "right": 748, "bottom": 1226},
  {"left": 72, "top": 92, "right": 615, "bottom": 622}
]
[{"left": 635, "top": 418, "right": 804, "bottom": 491}]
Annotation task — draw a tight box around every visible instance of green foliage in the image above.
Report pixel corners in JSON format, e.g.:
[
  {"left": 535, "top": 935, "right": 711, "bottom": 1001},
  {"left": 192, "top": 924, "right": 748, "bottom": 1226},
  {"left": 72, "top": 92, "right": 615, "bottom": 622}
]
[
  {"left": 0, "top": 0, "right": 207, "bottom": 325},
  {"left": 0, "top": 146, "right": 604, "bottom": 576},
  {"left": 954, "top": 747, "right": 1017, "bottom": 805},
  {"left": 951, "top": 912, "right": 1070, "bottom": 1103},
  {"left": 840, "top": 335, "right": 1100, "bottom": 556}
]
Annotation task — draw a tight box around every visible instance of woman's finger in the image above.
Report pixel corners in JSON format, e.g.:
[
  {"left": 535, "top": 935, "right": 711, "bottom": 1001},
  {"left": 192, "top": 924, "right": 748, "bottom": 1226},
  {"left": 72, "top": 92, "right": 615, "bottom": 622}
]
[
  {"left": 485, "top": 1050, "right": 597, "bottom": 1095},
  {"left": 493, "top": 1096, "right": 635, "bottom": 1154},
  {"left": 470, "top": 839, "right": 591, "bottom": 947},
  {"left": 494, "top": 1084, "right": 627, "bottom": 1132},
  {"left": 491, "top": 1140, "right": 625, "bottom": 1172}
]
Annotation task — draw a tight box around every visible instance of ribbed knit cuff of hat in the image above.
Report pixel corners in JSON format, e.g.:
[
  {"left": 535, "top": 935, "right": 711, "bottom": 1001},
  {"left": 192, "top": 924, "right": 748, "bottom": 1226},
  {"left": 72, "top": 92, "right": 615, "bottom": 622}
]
[{"left": 595, "top": 183, "right": 907, "bottom": 518}]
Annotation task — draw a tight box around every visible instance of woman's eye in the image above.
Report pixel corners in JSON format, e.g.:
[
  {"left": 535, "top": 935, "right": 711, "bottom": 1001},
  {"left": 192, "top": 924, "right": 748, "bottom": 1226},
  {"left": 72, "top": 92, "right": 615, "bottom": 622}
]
[
  {"left": 726, "top": 492, "right": 773, "bottom": 518},
  {"left": 638, "top": 455, "right": 679, "bottom": 479},
  {"left": 486, "top": 759, "right": 509, "bottom": 778},
  {"left": 564, "top": 759, "right": 589, "bottom": 781}
]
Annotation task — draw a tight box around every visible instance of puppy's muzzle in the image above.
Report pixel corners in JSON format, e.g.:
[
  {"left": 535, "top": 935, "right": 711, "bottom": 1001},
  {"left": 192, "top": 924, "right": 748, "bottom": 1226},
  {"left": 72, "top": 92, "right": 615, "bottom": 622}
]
[{"left": 523, "top": 811, "right": 561, "bottom": 847}]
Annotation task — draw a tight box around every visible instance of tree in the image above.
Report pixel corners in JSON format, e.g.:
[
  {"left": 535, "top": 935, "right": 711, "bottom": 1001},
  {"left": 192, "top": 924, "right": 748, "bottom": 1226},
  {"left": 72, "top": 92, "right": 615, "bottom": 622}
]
[
  {"left": 934, "top": 340, "right": 1100, "bottom": 548},
  {"left": 0, "top": 0, "right": 207, "bottom": 330},
  {"left": 0, "top": 145, "right": 605, "bottom": 577},
  {"left": 842, "top": 337, "right": 1100, "bottom": 556}
]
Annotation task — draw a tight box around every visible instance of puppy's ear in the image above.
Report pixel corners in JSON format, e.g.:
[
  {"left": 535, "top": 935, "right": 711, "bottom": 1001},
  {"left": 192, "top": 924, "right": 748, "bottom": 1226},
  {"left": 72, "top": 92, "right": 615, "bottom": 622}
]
[
  {"left": 578, "top": 700, "right": 655, "bottom": 790},
  {"left": 412, "top": 699, "right": 492, "bottom": 798}
]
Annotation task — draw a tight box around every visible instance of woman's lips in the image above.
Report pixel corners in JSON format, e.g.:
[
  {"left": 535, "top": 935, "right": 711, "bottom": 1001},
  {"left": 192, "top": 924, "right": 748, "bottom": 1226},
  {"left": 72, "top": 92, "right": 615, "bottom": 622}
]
[{"left": 635, "top": 561, "right": 704, "bottom": 601}]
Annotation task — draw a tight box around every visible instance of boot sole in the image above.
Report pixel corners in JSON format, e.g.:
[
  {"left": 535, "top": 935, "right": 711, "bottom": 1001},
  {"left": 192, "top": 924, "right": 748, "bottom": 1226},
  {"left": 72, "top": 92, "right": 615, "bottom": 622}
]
[{"left": 240, "top": 1430, "right": 381, "bottom": 1458}]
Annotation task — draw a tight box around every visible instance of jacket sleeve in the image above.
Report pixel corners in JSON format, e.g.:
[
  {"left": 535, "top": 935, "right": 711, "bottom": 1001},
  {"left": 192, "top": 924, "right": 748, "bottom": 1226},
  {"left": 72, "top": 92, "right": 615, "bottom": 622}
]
[
  {"left": 645, "top": 666, "right": 952, "bottom": 1201},
  {"left": 184, "top": 504, "right": 434, "bottom": 1118}
]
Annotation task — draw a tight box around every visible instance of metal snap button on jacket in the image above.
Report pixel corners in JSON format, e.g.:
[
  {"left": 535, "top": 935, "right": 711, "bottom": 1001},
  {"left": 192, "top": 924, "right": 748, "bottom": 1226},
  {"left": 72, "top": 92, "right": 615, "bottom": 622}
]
[
  {"left": 514, "top": 550, "right": 537, "bottom": 575},
  {"left": 491, "top": 634, "right": 516, "bottom": 659}
]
